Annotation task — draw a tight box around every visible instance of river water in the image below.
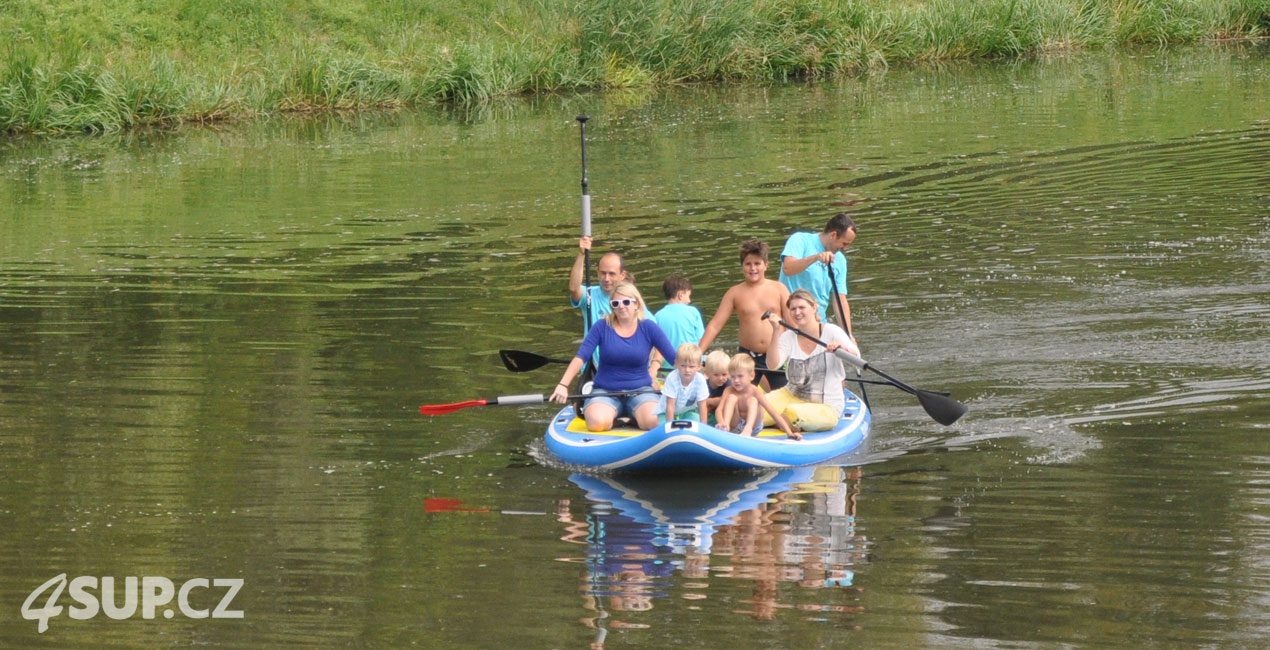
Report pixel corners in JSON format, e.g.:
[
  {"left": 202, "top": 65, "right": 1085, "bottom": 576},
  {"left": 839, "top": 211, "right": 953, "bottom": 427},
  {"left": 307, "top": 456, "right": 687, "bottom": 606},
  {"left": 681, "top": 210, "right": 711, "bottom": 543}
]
[{"left": 1, "top": 46, "right": 1267, "bottom": 648}]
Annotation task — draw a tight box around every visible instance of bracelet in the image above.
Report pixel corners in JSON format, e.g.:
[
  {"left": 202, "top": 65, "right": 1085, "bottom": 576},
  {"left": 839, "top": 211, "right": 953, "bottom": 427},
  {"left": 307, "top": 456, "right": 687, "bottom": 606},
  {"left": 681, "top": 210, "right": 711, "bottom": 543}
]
[{"left": 558, "top": 382, "right": 568, "bottom": 388}]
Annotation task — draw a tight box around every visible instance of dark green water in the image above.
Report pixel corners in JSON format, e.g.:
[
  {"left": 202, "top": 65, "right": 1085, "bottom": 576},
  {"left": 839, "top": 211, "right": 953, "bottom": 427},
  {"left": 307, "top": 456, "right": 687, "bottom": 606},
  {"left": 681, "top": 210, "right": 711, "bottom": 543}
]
[{"left": 1, "top": 46, "right": 1267, "bottom": 648}]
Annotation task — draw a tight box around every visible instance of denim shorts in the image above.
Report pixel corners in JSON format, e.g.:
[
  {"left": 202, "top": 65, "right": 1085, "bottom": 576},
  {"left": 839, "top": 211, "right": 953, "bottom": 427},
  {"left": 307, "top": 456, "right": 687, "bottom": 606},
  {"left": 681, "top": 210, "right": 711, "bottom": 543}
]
[{"left": 584, "top": 389, "right": 660, "bottom": 418}]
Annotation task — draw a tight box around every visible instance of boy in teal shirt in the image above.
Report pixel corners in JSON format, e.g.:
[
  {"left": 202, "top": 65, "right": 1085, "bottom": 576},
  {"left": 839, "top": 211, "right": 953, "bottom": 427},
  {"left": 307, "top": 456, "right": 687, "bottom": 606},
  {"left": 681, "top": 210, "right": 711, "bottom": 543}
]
[{"left": 653, "top": 274, "right": 704, "bottom": 369}]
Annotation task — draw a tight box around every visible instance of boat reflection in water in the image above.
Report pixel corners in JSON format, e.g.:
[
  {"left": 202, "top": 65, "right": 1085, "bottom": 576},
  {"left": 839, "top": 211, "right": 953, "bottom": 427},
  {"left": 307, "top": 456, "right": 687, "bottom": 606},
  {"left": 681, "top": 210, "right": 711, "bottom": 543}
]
[{"left": 556, "top": 466, "right": 866, "bottom": 640}]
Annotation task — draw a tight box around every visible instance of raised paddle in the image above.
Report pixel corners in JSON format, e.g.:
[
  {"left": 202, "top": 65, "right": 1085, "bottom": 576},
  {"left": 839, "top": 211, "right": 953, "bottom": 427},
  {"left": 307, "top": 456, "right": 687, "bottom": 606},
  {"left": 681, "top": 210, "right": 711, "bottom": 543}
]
[
  {"left": 761, "top": 312, "right": 967, "bottom": 426},
  {"left": 825, "top": 262, "right": 869, "bottom": 410},
  {"left": 498, "top": 349, "right": 571, "bottom": 372},
  {"left": 576, "top": 115, "right": 598, "bottom": 386},
  {"left": 822, "top": 260, "right": 873, "bottom": 408},
  {"left": 577, "top": 115, "right": 593, "bottom": 335},
  {"left": 420, "top": 389, "right": 656, "bottom": 416}
]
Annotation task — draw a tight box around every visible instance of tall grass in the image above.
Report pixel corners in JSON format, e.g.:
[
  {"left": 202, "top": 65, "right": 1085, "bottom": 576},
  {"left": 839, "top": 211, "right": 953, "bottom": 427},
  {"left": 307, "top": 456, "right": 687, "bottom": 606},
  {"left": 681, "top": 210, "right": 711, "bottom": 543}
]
[{"left": 1, "top": 0, "right": 1267, "bottom": 134}]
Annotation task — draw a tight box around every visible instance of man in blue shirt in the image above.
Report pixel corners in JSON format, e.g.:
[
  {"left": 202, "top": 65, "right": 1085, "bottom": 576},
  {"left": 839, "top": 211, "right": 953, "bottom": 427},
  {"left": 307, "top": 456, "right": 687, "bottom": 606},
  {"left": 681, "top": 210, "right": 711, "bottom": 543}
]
[
  {"left": 569, "top": 235, "right": 629, "bottom": 332},
  {"left": 777, "top": 213, "right": 858, "bottom": 339}
]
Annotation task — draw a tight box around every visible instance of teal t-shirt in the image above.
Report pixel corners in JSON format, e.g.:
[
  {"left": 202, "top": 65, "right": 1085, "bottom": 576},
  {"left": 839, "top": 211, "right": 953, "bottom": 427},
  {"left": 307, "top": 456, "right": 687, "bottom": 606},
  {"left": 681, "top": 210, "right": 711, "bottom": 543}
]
[
  {"left": 777, "top": 231, "right": 847, "bottom": 322},
  {"left": 652, "top": 302, "right": 704, "bottom": 366},
  {"left": 570, "top": 285, "right": 609, "bottom": 368},
  {"left": 571, "top": 285, "right": 611, "bottom": 332}
]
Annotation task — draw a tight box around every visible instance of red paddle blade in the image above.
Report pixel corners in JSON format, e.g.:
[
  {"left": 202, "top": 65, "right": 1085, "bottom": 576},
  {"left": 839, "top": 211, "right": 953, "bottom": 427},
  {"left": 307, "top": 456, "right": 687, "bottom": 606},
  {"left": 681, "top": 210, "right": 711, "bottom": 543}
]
[
  {"left": 419, "top": 399, "right": 487, "bottom": 415},
  {"left": 424, "top": 498, "right": 491, "bottom": 513}
]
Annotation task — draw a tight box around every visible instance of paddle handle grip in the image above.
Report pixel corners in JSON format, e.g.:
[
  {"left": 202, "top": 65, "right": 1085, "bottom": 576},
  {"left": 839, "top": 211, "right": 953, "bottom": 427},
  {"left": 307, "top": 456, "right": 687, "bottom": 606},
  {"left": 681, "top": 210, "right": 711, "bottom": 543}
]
[
  {"left": 832, "top": 348, "right": 868, "bottom": 371},
  {"left": 577, "top": 115, "right": 591, "bottom": 237},
  {"left": 492, "top": 394, "right": 549, "bottom": 406}
]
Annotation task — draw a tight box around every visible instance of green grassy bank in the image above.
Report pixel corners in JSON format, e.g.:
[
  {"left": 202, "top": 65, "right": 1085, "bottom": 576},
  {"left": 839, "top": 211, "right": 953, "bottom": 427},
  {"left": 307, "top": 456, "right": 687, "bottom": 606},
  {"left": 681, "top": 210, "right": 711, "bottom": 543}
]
[{"left": 3, "top": 0, "right": 1268, "bottom": 134}]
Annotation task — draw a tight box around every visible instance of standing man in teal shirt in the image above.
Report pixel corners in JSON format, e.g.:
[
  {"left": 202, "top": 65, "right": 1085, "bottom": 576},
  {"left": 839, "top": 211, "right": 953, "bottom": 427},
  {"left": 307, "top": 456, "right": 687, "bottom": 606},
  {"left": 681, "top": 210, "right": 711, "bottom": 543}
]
[{"left": 777, "top": 213, "right": 858, "bottom": 339}]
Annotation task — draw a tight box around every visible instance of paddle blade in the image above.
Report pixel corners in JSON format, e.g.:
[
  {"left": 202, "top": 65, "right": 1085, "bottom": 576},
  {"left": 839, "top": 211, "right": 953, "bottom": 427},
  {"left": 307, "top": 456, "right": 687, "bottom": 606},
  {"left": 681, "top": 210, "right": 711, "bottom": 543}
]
[
  {"left": 419, "top": 400, "right": 487, "bottom": 416},
  {"left": 424, "top": 498, "right": 490, "bottom": 513},
  {"left": 916, "top": 390, "right": 968, "bottom": 426},
  {"left": 498, "top": 349, "right": 566, "bottom": 372}
]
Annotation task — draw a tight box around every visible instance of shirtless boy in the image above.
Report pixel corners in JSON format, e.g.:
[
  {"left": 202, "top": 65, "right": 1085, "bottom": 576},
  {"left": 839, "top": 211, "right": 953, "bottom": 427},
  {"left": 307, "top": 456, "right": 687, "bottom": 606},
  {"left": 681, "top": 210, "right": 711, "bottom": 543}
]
[
  {"left": 697, "top": 239, "right": 792, "bottom": 388},
  {"left": 717, "top": 354, "right": 800, "bottom": 440}
]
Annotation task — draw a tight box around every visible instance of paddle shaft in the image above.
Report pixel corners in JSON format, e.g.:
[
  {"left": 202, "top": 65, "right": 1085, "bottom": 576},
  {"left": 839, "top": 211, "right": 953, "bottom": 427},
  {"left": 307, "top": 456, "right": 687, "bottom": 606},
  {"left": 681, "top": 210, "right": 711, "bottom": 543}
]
[
  {"left": 824, "top": 260, "right": 849, "bottom": 334},
  {"left": 753, "top": 366, "right": 931, "bottom": 391},
  {"left": 420, "top": 389, "right": 657, "bottom": 415},
  {"left": 778, "top": 317, "right": 925, "bottom": 394},
  {"left": 577, "top": 115, "right": 598, "bottom": 385},
  {"left": 775, "top": 318, "right": 869, "bottom": 371},
  {"left": 825, "top": 262, "right": 869, "bottom": 408},
  {"left": 577, "top": 116, "right": 593, "bottom": 334},
  {"left": 497, "top": 390, "right": 655, "bottom": 405}
]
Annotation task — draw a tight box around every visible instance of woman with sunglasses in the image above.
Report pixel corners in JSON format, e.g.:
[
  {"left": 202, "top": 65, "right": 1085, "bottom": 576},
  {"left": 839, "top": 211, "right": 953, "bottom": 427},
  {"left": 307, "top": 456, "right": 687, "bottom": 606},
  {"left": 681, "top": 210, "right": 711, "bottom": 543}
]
[
  {"left": 761, "top": 289, "right": 861, "bottom": 431},
  {"left": 550, "top": 282, "right": 678, "bottom": 431}
]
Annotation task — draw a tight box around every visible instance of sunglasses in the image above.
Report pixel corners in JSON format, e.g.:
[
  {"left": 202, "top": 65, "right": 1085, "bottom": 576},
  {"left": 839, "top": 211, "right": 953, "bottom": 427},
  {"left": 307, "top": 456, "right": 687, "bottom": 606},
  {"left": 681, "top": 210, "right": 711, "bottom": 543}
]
[{"left": 610, "top": 298, "right": 636, "bottom": 308}]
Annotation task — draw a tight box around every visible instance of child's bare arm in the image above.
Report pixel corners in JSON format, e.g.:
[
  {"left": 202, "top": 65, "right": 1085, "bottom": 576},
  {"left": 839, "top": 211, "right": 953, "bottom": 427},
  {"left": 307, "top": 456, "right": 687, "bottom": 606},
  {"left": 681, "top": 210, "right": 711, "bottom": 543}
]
[
  {"left": 755, "top": 391, "right": 801, "bottom": 440},
  {"left": 776, "top": 412, "right": 799, "bottom": 439},
  {"left": 697, "top": 402, "right": 708, "bottom": 423},
  {"left": 665, "top": 397, "right": 678, "bottom": 419}
]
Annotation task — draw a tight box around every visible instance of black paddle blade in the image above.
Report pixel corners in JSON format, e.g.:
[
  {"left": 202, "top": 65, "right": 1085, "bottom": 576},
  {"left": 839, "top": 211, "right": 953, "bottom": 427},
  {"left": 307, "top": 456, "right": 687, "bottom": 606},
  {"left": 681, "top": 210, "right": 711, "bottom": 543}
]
[
  {"left": 498, "top": 349, "right": 571, "bottom": 372},
  {"left": 916, "top": 389, "right": 968, "bottom": 426},
  {"left": 499, "top": 350, "right": 550, "bottom": 372}
]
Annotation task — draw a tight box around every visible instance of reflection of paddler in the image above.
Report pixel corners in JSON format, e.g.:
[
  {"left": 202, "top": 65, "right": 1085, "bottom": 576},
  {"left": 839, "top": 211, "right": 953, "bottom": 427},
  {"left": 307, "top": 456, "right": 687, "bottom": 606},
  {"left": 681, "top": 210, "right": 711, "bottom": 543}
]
[
  {"left": 717, "top": 499, "right": 788, "bottom": 620},
  {"left": 557, "top": 500, "right": 674, "bottom": 629},
  {"left": 711, "top": 468, "right": 865, "bottom": 619},
  {"left": 779, "top": 466, "right": 864, "bottom": 570},
  {"left": 581, "top": 511, "right": 674, "bottom": 598}
]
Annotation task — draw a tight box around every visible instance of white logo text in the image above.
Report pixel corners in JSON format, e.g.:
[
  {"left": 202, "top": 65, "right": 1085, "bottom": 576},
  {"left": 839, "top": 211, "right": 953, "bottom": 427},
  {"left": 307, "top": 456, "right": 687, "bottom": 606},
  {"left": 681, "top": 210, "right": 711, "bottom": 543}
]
[{"left": 22, "top": 574, "right": 244, "bottom": 633}]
